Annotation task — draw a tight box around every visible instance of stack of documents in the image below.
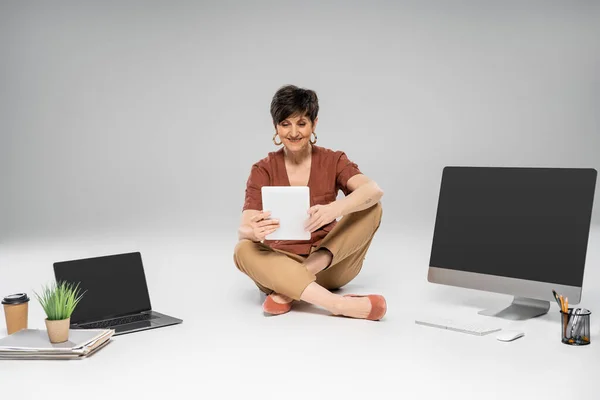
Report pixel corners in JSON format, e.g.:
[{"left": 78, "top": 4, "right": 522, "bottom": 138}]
[{"left": 0, "top": 328, "right": 114, "bottom": 360}]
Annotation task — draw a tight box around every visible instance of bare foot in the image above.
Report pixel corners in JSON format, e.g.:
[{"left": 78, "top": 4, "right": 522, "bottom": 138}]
[
  {"left": 269, "top": 293, "right": 293, "bottom": 304},
  {"left": 333, "top": 296, "right": 372, "bottom": 319}
]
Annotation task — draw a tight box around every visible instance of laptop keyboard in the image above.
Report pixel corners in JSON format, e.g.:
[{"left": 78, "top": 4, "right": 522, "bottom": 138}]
[{"left": 78, "top": 313, "right": 156, "bottom": 329}]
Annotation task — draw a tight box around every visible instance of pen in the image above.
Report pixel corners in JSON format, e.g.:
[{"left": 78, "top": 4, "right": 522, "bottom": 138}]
[
  {"left": 571, "top": 308, "right": 580, "bottom": 338},
  {"left": 552, "top": 289, "right": 563, "bottom": 309}
]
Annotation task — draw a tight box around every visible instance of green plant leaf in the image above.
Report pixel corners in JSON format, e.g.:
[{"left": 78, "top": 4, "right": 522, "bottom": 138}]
[{"left": 33, "top": 280, "right": 86, "bottom": 321}]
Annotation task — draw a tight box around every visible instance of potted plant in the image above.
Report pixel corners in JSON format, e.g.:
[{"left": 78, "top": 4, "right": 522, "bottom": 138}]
[{"left": 33, "top": 280, "right": 86, "bottom": 343}]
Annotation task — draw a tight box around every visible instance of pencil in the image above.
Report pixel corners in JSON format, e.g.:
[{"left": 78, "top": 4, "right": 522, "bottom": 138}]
[{"left": 560, "top": 295, "right": 564, "bottom": 312}]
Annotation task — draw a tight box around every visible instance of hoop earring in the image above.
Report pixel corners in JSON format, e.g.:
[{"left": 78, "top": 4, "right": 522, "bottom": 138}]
[
  {"left": 272, "top": 133, "right": 282, "bottom": 146},
  {"left": 310, "top": 132, "right": 317, "bottom": 144}
]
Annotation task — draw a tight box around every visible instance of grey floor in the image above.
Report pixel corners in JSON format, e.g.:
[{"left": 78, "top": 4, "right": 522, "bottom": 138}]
[{"left": 1, "top": 224, "right": 599, "bottom": 399}]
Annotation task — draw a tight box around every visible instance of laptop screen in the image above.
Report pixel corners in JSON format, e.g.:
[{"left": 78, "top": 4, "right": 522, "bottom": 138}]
[{"left": 53, "top": 252, "right": 152, "bottom": 324}]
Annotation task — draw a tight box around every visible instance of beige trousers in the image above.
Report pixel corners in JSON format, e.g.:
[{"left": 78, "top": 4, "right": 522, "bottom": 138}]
[{"left": 233, "top": 202, "right": 383, "bottom": 300}]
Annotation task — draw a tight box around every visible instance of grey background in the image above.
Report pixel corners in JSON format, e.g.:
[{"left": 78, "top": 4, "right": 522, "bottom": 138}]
[
  {"left": 1, "top": 0, "right": 599, "bottom": 242},
  {"left": 1, "top": 3, "right": 600, "bottom": 396}
]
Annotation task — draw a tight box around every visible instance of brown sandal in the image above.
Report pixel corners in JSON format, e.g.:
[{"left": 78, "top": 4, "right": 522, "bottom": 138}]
[
  {"left": 262, "top": 295, "right": 293, "bottom": 315},
  {"left": 343, "top": 294, "right": 387, "bottom": 321}
]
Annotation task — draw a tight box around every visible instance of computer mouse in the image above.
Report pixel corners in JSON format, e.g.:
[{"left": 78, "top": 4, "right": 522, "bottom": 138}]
[{"left": 496, "top": 330, "right": 524, "bottom": 342}]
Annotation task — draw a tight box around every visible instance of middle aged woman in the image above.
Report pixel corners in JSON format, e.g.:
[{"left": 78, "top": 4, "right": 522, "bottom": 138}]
[{"left": 234, "top": 84, "right": 386, "bottom": 321}]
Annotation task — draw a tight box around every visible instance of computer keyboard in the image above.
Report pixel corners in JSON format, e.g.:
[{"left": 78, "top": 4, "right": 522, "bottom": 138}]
[
  {"left": 415, "top": 316, "right": 502, "bottom": 336},
  {"left": 78, "top": 313, "right": 155, "bottom": 329}
]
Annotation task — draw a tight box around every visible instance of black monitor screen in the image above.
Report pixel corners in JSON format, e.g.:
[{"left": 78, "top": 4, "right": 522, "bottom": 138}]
[
  {"left": 429, "top": 167, "right": 596, "bottom": 287},
  {"left": 53, "top": 252, "right": 152, "bottom": 324}
]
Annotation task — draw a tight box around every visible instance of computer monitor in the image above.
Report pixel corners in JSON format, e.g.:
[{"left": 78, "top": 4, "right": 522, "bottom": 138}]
[{"left": 428, "top": 166, "right": 597, "bottom": 320}]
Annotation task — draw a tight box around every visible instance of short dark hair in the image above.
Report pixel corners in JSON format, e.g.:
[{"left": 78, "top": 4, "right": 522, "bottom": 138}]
[{"left": 270, "top": 85, "right": 319, "bottom": 126}]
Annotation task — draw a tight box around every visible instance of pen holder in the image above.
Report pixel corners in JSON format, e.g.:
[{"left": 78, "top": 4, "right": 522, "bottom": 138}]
[{"left": 560, "top": 308, "right": 591, "bottom": 346}]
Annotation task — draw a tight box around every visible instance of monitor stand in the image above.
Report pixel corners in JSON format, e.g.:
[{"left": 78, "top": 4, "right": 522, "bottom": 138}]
[{"left": 478, "top": 296, "right": 550, "bottom": 320}]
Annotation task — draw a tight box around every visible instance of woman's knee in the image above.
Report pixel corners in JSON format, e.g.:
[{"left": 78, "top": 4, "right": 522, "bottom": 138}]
[
  {"left": 354, "top": 201, "right": 382, "bottom": 230},
  {"left": 371, "top": 201, "right": 383, "bottom": 228},
  {"left": 234, "top": 238, "right": 254, "bottom": 254},
  {"left": 233, "top": 239, "right": 258, "bottom": 268},
  {"left": 369, "top": 201, "right": 383, "bottom": 217}
]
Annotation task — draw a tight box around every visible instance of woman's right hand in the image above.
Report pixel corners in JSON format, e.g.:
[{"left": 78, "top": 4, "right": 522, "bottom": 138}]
[{"left": 250, "top": 211, "right": 280, "bottom": 242}]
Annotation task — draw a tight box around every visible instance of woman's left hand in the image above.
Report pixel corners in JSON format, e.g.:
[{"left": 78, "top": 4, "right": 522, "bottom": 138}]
[{"left": 305, "top": 202, "right": 342, "bottom": 233}]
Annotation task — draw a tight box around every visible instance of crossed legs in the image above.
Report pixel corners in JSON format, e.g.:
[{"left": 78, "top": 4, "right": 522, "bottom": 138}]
[
  {"left": 233, "top": 202, "right": 384, "bottom": 320},
  {"left": 268, "top": 248, "right": 333, "bottom": 304}
]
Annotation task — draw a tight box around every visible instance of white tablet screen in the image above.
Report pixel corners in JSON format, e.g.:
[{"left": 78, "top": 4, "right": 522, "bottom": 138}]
[{"left": 261, "top": 186, "right": 311, "bottom": 241}]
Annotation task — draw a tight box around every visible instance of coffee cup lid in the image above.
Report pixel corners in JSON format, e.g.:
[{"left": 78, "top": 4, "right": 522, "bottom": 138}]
[{"left": 2, "top": 293, "right": 30, "bottom": 305}]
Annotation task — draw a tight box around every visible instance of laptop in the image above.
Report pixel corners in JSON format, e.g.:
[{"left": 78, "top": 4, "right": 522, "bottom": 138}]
[{"left": 53, "top": 252, "right": 183, "bottom": 336}]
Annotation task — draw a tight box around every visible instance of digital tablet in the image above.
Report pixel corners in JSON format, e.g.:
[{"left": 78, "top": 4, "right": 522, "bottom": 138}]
[{"left": 261, "top": 186, "right": 311, "bottom": 241}]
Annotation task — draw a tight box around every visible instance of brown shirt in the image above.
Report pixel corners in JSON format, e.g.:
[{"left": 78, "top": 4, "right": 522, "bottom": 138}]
[{"left": 242, "top": 144, "right": 362, "bottom": 255}]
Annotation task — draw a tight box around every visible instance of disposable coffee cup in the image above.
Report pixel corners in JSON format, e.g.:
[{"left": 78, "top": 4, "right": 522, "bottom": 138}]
[{"left": 2, "top": 293, "right": 30, "bottom": 335}]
